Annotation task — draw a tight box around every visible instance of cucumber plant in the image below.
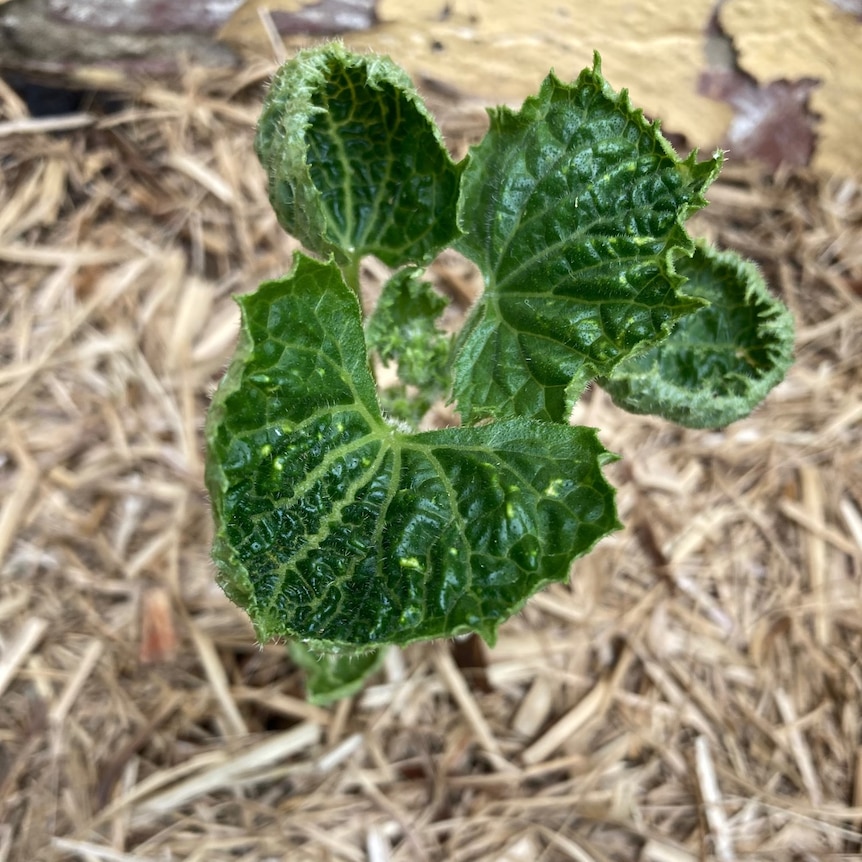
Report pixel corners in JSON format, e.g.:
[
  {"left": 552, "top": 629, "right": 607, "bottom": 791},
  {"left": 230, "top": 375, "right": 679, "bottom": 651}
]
[{"left": 205, "top": 43, "right": 794, "bottom": 703}]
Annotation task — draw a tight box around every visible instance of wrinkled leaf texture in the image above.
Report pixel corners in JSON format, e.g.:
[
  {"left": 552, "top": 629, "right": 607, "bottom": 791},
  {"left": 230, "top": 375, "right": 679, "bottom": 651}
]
[
  {"left": 365, "top": 266, "right": 451, "bottom": 391},
  {"left": 600, "top": 243, "right": 795, "bottom": 427},
  {"left": 255, "top": 43, "right": 462, "bottom": 268},
  {"left": 205, "top": 254, "right": 620, "bottom": 650},
  {"left": 209, "top": 44, "right": 796, "bottom": 700},
  {"left": 454, "top": 55, "right": 722, "bottom": 423}
]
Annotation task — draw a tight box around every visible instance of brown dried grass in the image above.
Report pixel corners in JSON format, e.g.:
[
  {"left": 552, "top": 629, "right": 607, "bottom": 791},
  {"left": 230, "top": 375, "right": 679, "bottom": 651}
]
[{"left": 1, "top": 61, "right": 861, "bottom": 862}]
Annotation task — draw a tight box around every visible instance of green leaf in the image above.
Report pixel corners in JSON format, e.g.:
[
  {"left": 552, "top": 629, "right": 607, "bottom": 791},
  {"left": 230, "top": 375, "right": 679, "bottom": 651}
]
[
  {"left": 366, "top": 267, "right": 451, "bottom": 423},
  {"left": 599, "top": 243, "right": 795, "bottom": 428},
  {"left": 289, "top": 642, "right": 385, "bottom": 706},
  {"left": 366, "top": 267, "right": 450, "bottom": 389},
  {"left": 205, "top": 252, "right": 620, "bottom": 650},
  {"left": 453, "top": 54, "right": 721, "bottom": 423},
  {"left": 255, "top": 43, "right": 462, "bottom": 268}
]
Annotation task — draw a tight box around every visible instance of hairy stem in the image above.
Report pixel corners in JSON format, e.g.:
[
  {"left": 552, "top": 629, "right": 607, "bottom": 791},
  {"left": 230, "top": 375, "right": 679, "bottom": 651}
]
[{"left": 341, "top": 255, "right": 363, "bottom": 307}]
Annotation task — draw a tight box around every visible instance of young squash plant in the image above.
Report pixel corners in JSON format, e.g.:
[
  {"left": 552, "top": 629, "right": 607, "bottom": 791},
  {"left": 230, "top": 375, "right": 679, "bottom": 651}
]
[{"left": 205, "top": 43, "right": 794, "bottom": 704}]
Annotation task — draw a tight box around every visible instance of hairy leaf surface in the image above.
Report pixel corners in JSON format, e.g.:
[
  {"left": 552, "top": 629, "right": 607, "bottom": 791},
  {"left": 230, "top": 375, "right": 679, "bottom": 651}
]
[
  {"left": 205, "top": 254, "right": 620, "bottom": 650},
  {"left": 453, "top": 56, "right": 722, "bottom": 423},
  {"left": 366, "top": 266, "right": 451, "bottom": 391},
  {"left": 366, "top": 266, "right": 452, "bottom": 422},
  {"left": 255, "top": 43, "right": 461, "bottom": 267},
  {"left": 600, "top": 244, "right": 795, "bottom": 428}
]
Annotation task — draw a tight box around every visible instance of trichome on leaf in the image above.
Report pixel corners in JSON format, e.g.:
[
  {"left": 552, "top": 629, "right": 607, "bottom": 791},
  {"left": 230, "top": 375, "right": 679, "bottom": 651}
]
[{"left": 206, "top": 42, "right": 794, "bottom": 704}]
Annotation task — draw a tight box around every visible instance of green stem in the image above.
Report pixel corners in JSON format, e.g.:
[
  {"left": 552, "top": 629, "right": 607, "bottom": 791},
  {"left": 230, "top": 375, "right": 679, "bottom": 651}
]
[{"left": 342, "top": 255, "right": 362, "bottom": 307}]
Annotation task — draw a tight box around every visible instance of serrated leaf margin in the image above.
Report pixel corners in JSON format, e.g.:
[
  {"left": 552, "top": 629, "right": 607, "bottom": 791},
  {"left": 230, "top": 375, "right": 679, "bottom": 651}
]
[{"left": 599, "top": 242, "right": 795, "bottom": 428}]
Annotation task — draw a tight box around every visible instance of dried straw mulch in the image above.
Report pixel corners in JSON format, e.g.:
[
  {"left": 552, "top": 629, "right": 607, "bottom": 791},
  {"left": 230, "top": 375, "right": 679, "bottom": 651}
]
[{"left": 1, "top": 61, "right": 861, "bottom": 862}]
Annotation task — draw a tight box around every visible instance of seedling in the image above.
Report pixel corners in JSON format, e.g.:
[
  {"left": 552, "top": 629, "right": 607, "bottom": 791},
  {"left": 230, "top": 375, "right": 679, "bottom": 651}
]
[{"left": 205, "top": 43, "right": 794, "bottom": 703}]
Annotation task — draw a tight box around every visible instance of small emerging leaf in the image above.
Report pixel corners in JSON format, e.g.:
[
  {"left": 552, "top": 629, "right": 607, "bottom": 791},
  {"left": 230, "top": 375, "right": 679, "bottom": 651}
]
[
  {"left": 366, "top": 266, "right": 450, "bottom": 389},
  {"left": 205, "top": 253, "right": 620, "bottom": 651},
  {"left": 366, "top": 267, "right": 451, "bottom": 422},
  {"left": 255, "top": 43, "right": 462, "bottom": 267},
  {"left": 289, "top": 642, "right": 385, "bottom": 705},
  {"left": 453, "top": 54, "right": 721, "bottom": 423},
  {"left": 599, "top": 244, "right": 795, "bottom": 428}
]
